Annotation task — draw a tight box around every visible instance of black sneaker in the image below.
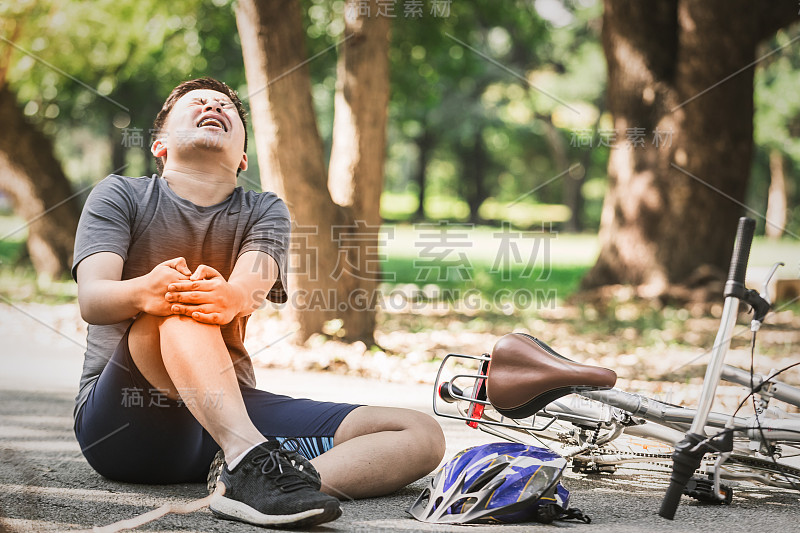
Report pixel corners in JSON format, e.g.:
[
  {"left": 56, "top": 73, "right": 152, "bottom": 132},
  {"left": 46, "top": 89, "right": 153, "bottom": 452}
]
[
  {"left": 275, "top": 439, "right": 322, "bottom": 490},
  {"left": 209, "top": 441, "right": 340, "bottom": 528},
  {"left": 207, "top": 440, "right": 322, "bottom": 495}
]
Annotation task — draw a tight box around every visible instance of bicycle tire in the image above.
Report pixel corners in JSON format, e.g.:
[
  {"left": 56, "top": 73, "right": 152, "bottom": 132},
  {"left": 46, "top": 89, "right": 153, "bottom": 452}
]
[{"left": 721, "top": 453, "right": 800, "bottom": 491}]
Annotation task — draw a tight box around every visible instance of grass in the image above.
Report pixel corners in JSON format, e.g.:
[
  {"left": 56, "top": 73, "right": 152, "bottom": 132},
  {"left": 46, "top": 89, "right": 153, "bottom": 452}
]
[
  {"left": 0, "top": 269, "right": 78, "bottom": 303},
  {"left": 0, "top": 215, "right": 78, "bottom": 303},
  {"left": 377, "top": 225, "right": 597, "bottom": 315},
  {"left": 383, "top": 224, "right": 596, "bottom": 264},
  {"left": 0, "top": 239, "right": 23, "bottom": 266},
  {"left": 380, "top": 258, "right": 589, "bottom": 308}
]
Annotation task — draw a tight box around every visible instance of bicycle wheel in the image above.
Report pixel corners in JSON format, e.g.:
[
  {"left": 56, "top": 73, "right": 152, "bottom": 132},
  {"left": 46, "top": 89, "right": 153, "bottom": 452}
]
[{"left": 720, "top": 453, "right": 800, "bottom": 490}]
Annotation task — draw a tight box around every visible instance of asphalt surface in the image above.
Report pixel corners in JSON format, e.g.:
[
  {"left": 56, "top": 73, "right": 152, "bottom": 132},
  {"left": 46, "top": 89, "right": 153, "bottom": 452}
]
[{"left": 1, "top": 306, "right": 799, "bottom": 533}]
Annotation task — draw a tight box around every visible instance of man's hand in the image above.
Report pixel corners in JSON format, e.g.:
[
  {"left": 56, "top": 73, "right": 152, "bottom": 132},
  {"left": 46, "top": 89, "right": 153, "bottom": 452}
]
[
  {"left": 138, "top": 257, "right": 193, "bottom": 316},
  {"left": 165, "top": 264, "right": 245, "bottom": 325}
]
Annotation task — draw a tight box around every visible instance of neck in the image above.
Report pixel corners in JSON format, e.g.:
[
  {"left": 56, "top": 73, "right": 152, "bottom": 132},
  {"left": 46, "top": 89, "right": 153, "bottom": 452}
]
[{"left": 161, "top": 161, "right": 237, "bottom": 206}]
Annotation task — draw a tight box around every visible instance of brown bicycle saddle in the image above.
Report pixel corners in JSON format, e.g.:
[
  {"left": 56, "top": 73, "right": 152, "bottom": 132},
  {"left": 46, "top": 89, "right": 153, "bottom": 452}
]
[{"left": 486, "top": 332, "right": 617, "bottom": 419}]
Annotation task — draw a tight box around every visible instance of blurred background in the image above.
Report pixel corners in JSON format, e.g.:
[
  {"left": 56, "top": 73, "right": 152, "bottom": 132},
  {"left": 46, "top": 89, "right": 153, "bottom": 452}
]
[{"left": 0, "top": 0, "right": 798, "bottom": 390}]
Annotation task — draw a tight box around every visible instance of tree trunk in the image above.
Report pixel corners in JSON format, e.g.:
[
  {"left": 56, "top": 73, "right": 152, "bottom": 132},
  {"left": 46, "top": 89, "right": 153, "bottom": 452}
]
[
  {"left": 413, "top": 129, "right": 432, "bottom": 221},
  {"left": 765, "top": 148, "right": 786, "bottom": 239},
  {"left": 0, "top": 86, "right": 79, "bottom": 280},
  {"left": 462, "top": 131, "right": 487, "bottom": 224},
  {"left": 326, "top": 0, "right": 390, "bottom": 341},
  {"left": 110, "top": 125, "right": 126, "bottom": 173},
  {"left": 542, "top": 116, "right": 584, "bottom": 232},
  {"left": 236, "top": 0, "right": 390, "bottom": 343},
  {"left": 583, "top": 0, "right": 777, "bottom": 297},
  {"left": 571, "top": 110, "right": 605, "bottom": 234}
]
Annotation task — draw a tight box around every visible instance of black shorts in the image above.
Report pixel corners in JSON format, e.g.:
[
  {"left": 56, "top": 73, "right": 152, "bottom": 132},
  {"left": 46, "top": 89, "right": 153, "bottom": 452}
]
[{"left": 74, "top": 327, "right": 360, "bottom": 484}]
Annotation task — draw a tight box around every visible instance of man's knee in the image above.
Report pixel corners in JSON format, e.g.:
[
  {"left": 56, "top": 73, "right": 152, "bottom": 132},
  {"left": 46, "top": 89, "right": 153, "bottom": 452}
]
[
  {"left": 130, "top": 312, "right": 163, "bottom": 331},
  {"left": 391, "top": 409, "right": 446, "bottom": 470},
  {"left": 129, "top": 313, "right": 220, "bottom": 359},
  {"left": 127, "top": 314, "right": 223, "bottom": 398},
  {"left": 129, "top": 313, "right": 165, "bottom": 351},
  {"left": 335, "top": 407, "right": 445, "bottom": 459},
  {"left": 159, "top": 314, "right": 221, "bottom": 332},
  {"left": 410, "top": 411, "right": 446, "bottom": 467}
]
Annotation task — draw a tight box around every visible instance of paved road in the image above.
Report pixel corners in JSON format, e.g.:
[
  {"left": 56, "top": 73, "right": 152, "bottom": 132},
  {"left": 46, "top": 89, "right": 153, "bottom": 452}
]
[{"left": 1, "top": 306, "right": 798, "bottom": 532}]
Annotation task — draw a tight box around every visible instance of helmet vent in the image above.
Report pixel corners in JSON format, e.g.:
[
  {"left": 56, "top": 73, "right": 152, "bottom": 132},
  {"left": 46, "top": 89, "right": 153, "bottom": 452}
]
[
  {"left": 432, "top": 496, "right": 442, "bottom": 510},
  {"left": 450, "top": 497, "right": 477, "bottom": 514},
  {"left": 467, "top": 461, "right": 508, "bottom": 492}
]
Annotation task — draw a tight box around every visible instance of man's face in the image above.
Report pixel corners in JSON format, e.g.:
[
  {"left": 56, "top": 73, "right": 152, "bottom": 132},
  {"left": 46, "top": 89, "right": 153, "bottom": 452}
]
[{"left": 154, "top": 88, "right": 247, "bottom": 172}]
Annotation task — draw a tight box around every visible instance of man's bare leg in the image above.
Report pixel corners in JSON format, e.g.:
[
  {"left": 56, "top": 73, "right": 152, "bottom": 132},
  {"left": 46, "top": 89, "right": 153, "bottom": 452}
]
[
  {"left": 311, "top": 406, "right": 446, "bottom": 499},
  {"left": 128, "top": 313, "right": 264, "bottom": 460},
  {"left": 129, "top": 313, "right": 446, "bottom": 498}
]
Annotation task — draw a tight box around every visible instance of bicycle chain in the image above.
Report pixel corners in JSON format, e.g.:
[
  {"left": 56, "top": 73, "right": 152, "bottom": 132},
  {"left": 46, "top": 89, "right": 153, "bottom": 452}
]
[
  {"left": 587, "top": 448, "right": 673, "bottom": 461},
  {"left": 590, "top": 424, "right": 601, "bottom": 445}
]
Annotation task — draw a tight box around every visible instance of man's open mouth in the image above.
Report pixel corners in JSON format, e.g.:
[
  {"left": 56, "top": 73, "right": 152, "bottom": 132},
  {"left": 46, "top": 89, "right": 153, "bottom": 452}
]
[{"left": 197, "top": 117, "right": 227, "bottom": 131}]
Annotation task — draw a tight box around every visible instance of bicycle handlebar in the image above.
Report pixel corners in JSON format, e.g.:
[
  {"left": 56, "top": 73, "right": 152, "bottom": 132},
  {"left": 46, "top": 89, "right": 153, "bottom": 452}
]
[
  {"left": 724, "top": 217, "right": 756, "bottom": 298},
  {"left": 659, "top": 433, "right": 709, "bottom": 519},
  {"left": 659, "top": 475, "right": 686, "bottom": 520},
  {"left": 662, "top": 218, "right": 756, "bottom": 520}
]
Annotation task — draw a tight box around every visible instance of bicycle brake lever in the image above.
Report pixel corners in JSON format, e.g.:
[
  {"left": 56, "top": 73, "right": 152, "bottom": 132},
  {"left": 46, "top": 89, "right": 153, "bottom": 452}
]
[
  {"left": 760, "top": 262, "right": 784, "bottom": 306},
  {"left": 743, "top": 262, "right": 783, "bottom": 330}
]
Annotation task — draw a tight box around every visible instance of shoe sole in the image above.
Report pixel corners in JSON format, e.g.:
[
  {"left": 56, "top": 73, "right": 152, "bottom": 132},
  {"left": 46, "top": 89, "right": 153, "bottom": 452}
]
[
  {"left": 207, "top": 450, "right": 225, "bottom": 495},
  {"left": 210, "top": 496, "right": 341, "bottom": 529}
]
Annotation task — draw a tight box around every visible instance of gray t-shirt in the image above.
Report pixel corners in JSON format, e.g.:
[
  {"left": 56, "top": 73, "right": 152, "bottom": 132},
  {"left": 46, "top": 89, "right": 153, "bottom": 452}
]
[{"left": 71, "top": 174, "right": 290, "bottom": 418}]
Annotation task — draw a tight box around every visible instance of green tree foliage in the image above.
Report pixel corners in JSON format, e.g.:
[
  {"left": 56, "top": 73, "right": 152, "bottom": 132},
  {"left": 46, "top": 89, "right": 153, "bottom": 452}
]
[
  {"left": 383, "top": 0, "right": 608, "bottom": 227},
  {"left": 752, "top": 26, "right": 800, "bottom": 235},
  {"left": 1, "top": 0, "right": 247, "bottom": 185},
  {"left": 754, "top": 30, "right": 800, "bottom": 158}
]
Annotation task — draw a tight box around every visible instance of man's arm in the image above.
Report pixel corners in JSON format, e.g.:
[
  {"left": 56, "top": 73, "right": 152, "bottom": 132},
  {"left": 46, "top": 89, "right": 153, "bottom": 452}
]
[
  {"left": 166, "top": 250, "right": 279, "bottom": 325},
  {"left": 77, "top": 252, "right": 192, "bottom": 325},
  {"left": 230, "top": 250, "right": 280, "bottom": 317}
]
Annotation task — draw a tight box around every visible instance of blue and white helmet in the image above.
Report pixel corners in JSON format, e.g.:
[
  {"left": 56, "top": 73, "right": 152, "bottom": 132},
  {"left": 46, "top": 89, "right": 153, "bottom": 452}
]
[{"left": 409, "top": 442, "right": 584, "bottom": 524}]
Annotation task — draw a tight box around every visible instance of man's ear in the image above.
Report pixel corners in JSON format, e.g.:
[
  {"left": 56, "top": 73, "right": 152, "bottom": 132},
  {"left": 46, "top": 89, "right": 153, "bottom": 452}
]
[
  {"left": 151, "top": 139, "right": 167, "bottom": 158},
  {"left": 238, "top": 153, "right": 248, "bottom": 172}
]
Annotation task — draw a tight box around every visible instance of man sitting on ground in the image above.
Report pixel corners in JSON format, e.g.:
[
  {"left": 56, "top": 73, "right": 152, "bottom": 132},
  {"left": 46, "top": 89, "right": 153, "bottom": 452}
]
[{"left": 72, "top": 77, "right": 445, "bottom": 528}]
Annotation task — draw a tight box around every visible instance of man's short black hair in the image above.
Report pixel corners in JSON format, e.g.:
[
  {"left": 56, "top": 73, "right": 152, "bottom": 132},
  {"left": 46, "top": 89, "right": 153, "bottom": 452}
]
[{"left": 152, "top": 77, "right": 248, "bottom": 175}]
